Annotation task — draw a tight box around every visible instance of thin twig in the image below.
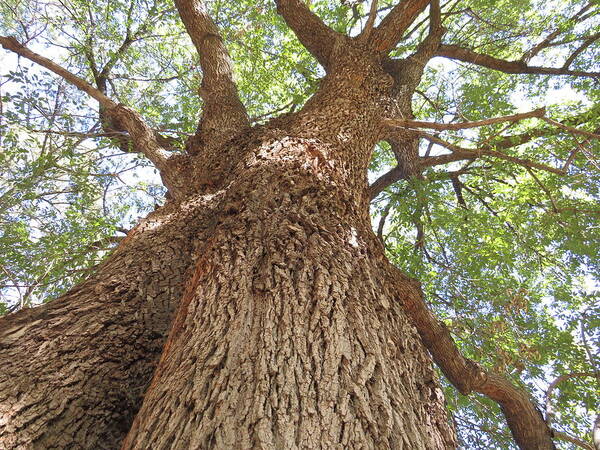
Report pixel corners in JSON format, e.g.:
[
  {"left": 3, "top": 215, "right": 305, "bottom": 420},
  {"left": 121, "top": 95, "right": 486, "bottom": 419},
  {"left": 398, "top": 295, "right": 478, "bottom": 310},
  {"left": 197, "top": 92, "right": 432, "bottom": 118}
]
[{"left": 384, "top": 108, "right": 545, "bottom": 131}]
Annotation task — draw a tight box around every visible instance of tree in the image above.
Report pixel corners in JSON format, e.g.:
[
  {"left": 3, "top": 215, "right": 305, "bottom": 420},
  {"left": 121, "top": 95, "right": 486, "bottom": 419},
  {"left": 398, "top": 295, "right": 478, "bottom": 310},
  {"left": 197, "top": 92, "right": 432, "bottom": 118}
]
[{"left": 0, "top": 0, "right": 598, "bottom": 448}]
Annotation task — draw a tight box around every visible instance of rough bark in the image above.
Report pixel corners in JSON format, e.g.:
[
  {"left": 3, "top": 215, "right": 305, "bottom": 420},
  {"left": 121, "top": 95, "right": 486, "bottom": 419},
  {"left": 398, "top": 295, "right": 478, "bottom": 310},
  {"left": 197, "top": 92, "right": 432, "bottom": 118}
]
[
  {"left": 0, "top": 36, "right": 460, "bottom": 449},
  {"left": 0, "top": 194, "right": 220, "bottom": 448},
  {"left": 122, "top": 134, "right": 454, "bottom": 450}
]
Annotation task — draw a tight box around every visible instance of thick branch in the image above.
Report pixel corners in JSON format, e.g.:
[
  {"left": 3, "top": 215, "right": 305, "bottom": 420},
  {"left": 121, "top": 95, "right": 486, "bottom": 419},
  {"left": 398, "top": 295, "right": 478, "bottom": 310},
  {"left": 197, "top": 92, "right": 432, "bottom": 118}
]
[
  {"left": 473, "top": 105, "right": 600, "bottom": 154},
  {"left": 380, "top": 0, "right": 444, "bottom": 93},
  {"left": 369, "top": 0, "right": 430, "bottom": 53},
  {"left": 369, "top": 138, "right": 420, "bottom": 198},
  {"left": 435, "top": 44, "right": 600, "bottom": 78},
  {"left": 374, "top": 107, "right": 557, "bottom": 194},
  {"left": 174, "top": 0, "right": 249, "bottom": 152},
  {"left": 370, "top": 166, "right": 408, "bottom": 199},
  {"left": 274, "top": 0, "right": 341, "bottom": 68},
  {"left": 420, "top": 152, "right": 473, "bottom": 169},
  {"left": 384, "top": 108, "right": 545, "bottom": 131},
  {"left": 384, "top": 265, "right": 556, "bottom": 449},
  {"left": 360, "top": 0, "right": 379, "bottom": 39},
  {"left": 108, "top": 105, "right": 171, "bottom": 170}
]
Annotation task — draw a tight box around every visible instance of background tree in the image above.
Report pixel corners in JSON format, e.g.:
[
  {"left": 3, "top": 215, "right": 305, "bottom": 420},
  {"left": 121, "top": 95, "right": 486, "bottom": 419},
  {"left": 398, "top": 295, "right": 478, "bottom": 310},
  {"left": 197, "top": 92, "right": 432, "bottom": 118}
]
[{"left": 0, "top": 0, "right": 598, "bottom": 448}]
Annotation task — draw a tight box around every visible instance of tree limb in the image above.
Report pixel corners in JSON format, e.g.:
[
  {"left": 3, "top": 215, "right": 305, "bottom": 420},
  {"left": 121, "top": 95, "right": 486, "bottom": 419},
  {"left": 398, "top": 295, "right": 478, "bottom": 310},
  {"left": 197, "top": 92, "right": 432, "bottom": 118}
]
[
  {"left": 545, "top": 372, "right": 598, "bottom": 429},
  {"left": 370, "top": 166, "right": 408, "bottom": 199},
  {"left": 96, "top": 23, "right": 150, "bottom": 84},
  {"left": 371, "top": 109, "right": 569, "bottom": 195},
  {"left": 377, "top": 200, "right": 392, "bottom": 242},
  {"left": 0, "top": 36, "right": 193, "bottom": 196},
  {"left": 359, "top": 0, "right": 379, "bottom": 40},
  {"left": 383, "top": 264, "right": 556, "bottom": 449},
  {"left": 384, "top": 108, "right": 546, "bottom": 131},
  {"left": 380, "top": 0, "right": 444, "bottom": 93},
  {"left": 562, "top": 32, "right": 600, "bottom": 70},
  {"left": 174, "top": 0, "right": 249, "bottom": 153},
  {"left": 75, "top": 9, "right": 182, "bottom": 155},
  {"left": 369, "top": 138, "right": 421, "bottom": 199},
  {"left": 551, "top": 430, "right": 593, "bottom": 450},
  {"left": 368, "top": 0, "right": 430, "bottom": 53},
  {"left": 420, "top": 132, "right": 566, "bottom": 175},
  {"left": 0, "top": 36, "right": 114, "bottom": 108},
  {"left": 540, "top": 117, "right": 600, "bottom": 141},
  {"left": 420, "top": 151, "right": 474, "bottom": 169},
  {"left": 521, "top": 2, "right": 594, "bottom": 63},
  {"left": 372, "top": 145, "right": 477, "bottom": 196},
  {"left": 274, "top": 0, "right": 341, "bottom": 68},
  {"left": 435, "top": 44, "right": 600, "bottom": 78}
]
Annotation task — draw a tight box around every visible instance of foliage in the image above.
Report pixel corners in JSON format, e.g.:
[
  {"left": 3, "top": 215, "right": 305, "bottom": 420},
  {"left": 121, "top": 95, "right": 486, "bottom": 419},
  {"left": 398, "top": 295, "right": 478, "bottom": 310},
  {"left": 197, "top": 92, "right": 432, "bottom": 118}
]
[{"left": 1, "top": 0, "right": 599, "bottom": 447}]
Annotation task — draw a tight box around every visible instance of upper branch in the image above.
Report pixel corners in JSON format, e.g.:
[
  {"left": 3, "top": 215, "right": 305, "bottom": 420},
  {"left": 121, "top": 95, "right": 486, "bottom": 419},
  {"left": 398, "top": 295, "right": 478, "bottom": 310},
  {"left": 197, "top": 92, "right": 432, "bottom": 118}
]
[
  {"left": 0, "top": 37, "right": 114, "bottom": 108},
  {"left": 562, "top": 32, "right": 600, "bottom": 70},
  {"left": 0, "top": 37, "right": 183, "bottom": 191},
  {"left": 541, "top": 117, "right": 600, "bottom": 141},
  {"left": 381, "top": 0, "right": 443, "bottom": 91},
  {"left": 368, "top": 0, "right": 430, "bottom": 53},
  {"left": 370, "top": 128, "right": 561, "bottom": 197},
  {"left": 96, "top": 21, "right": 152, "bottom": 84},
  {"left": 521, "top": 2, "right": 594, "bottom": 63},
  {"left": 420, "top": 132, "right": 566, "bottom": 175},
  {"left": 545, "top": 372, "right": 598, "bottom": 429},
  {"left": 74, "top": 5, "right": 184, "bottom": 154},
  {"left": 359, "top": 0, "right": 379, "bottom": 40},
  {"left": 174, "top": 0, "right": 249, "bottom": 152},
  {"left": 384, "top": 108, "right": 545, "bottom": 131},
  {"left": 372, "top": 105, "right": 600, "bottom": 194},
  {"left": 435, "top": 44, "right": 600, "bottom": 78},
  {"left": 274, "top": 0, "right": 341, "bottom": 68}
]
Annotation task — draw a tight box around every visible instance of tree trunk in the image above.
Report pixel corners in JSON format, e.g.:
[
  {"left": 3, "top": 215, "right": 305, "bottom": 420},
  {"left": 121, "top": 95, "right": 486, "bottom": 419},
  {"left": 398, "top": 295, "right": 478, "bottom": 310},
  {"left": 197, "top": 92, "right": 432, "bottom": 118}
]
[
  {"left": 123, "top": 127, "right": 455, "bottom": 447},
  {"left": 1, "top": 50, "right": 456, "bottom": 448}
]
